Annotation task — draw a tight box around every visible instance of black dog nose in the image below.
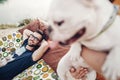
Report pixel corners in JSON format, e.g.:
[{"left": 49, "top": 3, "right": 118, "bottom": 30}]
[{"left": 48, "top": 25, "right": 53, "bottom": 33}]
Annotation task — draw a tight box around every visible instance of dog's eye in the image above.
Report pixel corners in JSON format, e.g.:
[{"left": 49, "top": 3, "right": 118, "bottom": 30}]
[{"left": 54, "top": 20, "right": 64, "bottom": 26}]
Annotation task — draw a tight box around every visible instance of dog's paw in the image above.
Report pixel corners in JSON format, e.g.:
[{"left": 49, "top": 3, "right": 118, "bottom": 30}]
[
  {"left": 102, "top": 47, "right": 120, "bottom": 80},
  {"left": 70, "top": 50, "right": 81, "bottom": 62},
  {"left": 69, "top": 43, "right": 82, "bottom": 61},
  {"left": 102, "top": 59, "right": 119, "bottom": 80},
  {"left": 70, "top": 52, "right": 80, "bottom": 62}
]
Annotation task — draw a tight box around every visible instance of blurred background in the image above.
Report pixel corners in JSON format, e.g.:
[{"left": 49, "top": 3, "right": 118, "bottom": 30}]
[
  {"left": 0, "top": 0, "right": 119, "bottom": 31},
  {"left": 0, "top": 0, "right": 52, "bottom": 24}
]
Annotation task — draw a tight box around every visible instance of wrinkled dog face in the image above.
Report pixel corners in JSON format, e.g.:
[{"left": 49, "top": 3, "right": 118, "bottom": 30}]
[{"left": 48, "top": 0, "right": 100, "bottom": 44}]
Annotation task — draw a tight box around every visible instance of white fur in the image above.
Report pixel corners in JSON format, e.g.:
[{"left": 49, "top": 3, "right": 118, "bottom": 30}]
[{"left": 48, "top": 0, "right": 120, "bottom": 80}]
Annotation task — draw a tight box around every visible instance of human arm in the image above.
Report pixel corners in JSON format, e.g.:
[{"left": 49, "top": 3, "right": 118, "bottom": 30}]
[
  {"left": 81, "top": 47, "right": 107, "bottom": 73},
  {"left": 32, "top": 40, "right": 49, "bottom": 61},
  {"left": 70, "top": 47, "right": 107, "bottom": 79},
  {"left": 23, "top": 29, "right": 33, "bottom": 41}
]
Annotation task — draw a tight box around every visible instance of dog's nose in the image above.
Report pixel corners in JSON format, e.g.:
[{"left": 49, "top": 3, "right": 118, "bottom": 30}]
[{"left": 48, "top": 25, "right": 53, "bottom": 33}]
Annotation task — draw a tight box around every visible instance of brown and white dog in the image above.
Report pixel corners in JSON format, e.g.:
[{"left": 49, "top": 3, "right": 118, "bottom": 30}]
[{"left": 47, "top": 0, "right": 120, "bottom": 80}]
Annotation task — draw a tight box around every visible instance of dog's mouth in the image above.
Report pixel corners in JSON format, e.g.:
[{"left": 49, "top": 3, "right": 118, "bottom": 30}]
[{"left": 59, "top": 27, "right": 86, "bottom": 45}]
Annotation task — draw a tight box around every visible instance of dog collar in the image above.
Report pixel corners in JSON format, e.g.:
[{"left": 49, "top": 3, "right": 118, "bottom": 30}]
[{"left": 88, "top": 5, "right": 119, "bottom": 40}]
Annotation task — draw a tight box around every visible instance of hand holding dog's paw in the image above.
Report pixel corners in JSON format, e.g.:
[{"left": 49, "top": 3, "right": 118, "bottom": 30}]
[
  {"left": 102, "top": 47, "right": 120, "bottom": 80},
  {"left": 102, "top": 59, "right": 120, "bottom": 80}
]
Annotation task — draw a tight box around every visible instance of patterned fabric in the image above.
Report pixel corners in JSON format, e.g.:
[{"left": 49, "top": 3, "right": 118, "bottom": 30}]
[
  {"left": 0, "top": 31, "right": 22, "bottom": 61},
  {"left": 13, "top": 59, "right": 59, "bottom": 80},
  {"left": 0, "top": 31, "right": 59, "bottom": 80}
]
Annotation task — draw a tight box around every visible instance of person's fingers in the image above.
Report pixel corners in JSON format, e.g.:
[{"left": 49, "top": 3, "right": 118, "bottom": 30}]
[
  {"left": 70, "top": 67, "right": 78, "bottom": 78},
  {"left": 70, "top": 67, "right": 88, "bottom": 79},
  {"left": 48, "top": 40, "right": 58, "bottom": 49},
  {"left": 75, "top": 68, "right": 86, "bottom": 79},
  {"left": 70, "top": 67, "right": 79, "bottom": 78},
  {"left": 77, "top": 68, "right": 88, "bottom": 79},
  {"left": 76, "top": 67, "right": 84, "bottom": 74}
]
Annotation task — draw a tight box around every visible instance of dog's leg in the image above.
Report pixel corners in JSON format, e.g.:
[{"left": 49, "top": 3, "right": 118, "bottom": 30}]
[
  {"left": 57, "top": 54, "right": 75, "bottom": 80},
  {"left": 57, "top": 42, "right": 85, "bottom": 80},
  {"left": 57, "top": 42, "right": 96, "bottom": 80},
  {"left": 69, "top": 42, "right": 82, "bottom": 62},
  {"left": 102, "top": 46, "right": 120, "bottom": 80},
  {"left": 68, "top": 42, "right": 97, "bottom": 80},
  {"left": 57, "top": 43, "right": 81, "bottom": 80}
]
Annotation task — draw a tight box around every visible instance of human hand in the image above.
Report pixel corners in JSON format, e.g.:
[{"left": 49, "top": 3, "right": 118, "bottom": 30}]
[
  {"left": 48, "top": 40, "right": 58, "bottom": 49},
  {"left": 70, "top": 67, "right": 88, "bottom": 80}
]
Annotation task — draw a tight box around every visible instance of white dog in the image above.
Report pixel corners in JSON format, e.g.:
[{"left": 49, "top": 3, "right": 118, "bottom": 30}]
[{"left": 47, "top": 0, "right": 120, "bottom": 80}]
